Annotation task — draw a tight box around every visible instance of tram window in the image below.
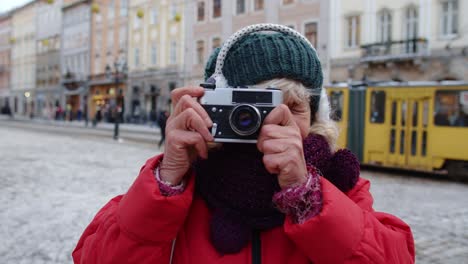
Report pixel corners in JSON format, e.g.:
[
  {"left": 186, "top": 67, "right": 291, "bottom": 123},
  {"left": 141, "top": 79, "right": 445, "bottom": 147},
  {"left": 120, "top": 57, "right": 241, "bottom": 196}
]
[
  {"left": 400, "top": 130, "right": 405, "bottom": 154},
  {"left": 423, "top": 101, "right": 428, "bottom": 127},
  {"left": 422, "top": 131, "right": 427, "bottom": 156},
  {"left": 391, "top": 101, "right": 397, "bottom": 125},
  {"left": 370, "top": 91, "right": 386, "bottom": 123},
  {"left": 412, "top": 102, "right": 418, "bottom": 127},
  {"left": 434, "top": 90, "right": 468, "bottom": 127},
  {"left": 401, "top": 101, "right": 407, "bottom": 126},
  {"left": 411, "top": 131, "right": 417, "bottom": 156},
  {"left": 329, "top": 91, "right": 344, "bottom": 121},
  {"left": 390, "top": 129, "right": 396, "bottom": 153}
]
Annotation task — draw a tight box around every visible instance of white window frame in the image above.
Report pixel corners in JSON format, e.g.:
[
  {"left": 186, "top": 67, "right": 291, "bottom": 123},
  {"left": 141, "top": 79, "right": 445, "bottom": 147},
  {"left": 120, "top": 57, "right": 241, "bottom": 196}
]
[
  {"left": 150, "top": 7, "right": 158, "bottom": 25},
  {"left": 170, "top": 40, "right": 177, "bottom": 65},
  {"left": 378, "top": 9, "right": 392, "bottom": 43},
  {"left": 108, "top": 0, "right": 115, "bottom": 19},
  {"left": 303, "top": 19, "right": 319, "bottom": 48},
  {"left": 345, "top": 15, "right": 360, "bottom": 49},
  {"left": 195, "top": 39, "right": 205, "bottom": 65},
  {"left": 212, "top": 0, "right": 222, "bottom": 20},
  {"left": 134, "top": 13, "right": 141, "bottom": 29},
  {"left": 196, "top": 1, "right": 206, "bottom": 22},
  {"left": 440, "top": 0, "right": 458, "bottom": 38},
  {"left": 151, "top": 43, "right": 157, "bottom": 66},
  {"left": 235, "top": 0, "right": 246, "bottom": 15},
  {"left": 252, "top": 0, "right": 265, "bottom": 13},
  {"left": 134, "top": 47, "right": 140, "bottom": 67},
  {"left": 120, "top": 0, "right": 128, "bottom": 16},
  {"left": 404, "top": 6, "right": 418, "bottom": 40}
]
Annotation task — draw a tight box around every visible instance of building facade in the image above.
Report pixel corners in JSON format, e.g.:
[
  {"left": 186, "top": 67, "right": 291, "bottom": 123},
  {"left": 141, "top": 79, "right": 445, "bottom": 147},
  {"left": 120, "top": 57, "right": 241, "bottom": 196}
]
[
  {"left": 89, "top": 0, "right": 128, "bottom": 122},
  {"left": 184, "top": 0, "right": 329, "bottom": 85},
  {"left": 11, "top": 1, "right": 38, "bottom": 117},
  {"left": 36, "top": 0, "right": 63, "bottom": 118},
  {"left": 0, "top": 13, "right": 12, "bottom": 111},
  {"left": 328, "top": 0, "right": 468, "bottom": 83},
  {"left": 61, "top": 0, "right": 91, "bottom": 120},
  {"left": 127, "top": 0, "right": 185, "bottom": 123}
]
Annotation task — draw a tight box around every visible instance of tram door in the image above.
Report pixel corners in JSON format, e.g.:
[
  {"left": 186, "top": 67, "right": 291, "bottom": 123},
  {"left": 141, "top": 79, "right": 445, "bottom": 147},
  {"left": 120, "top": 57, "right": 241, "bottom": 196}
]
[{"left": 388, "top": 95, "right": 430, "bottom": 170}]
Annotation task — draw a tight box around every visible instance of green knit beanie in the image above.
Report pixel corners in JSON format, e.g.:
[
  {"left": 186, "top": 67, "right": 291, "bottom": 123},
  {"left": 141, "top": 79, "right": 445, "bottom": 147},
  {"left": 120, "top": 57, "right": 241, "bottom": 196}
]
[{"left": 204, "top": 33, "right": 323, "bottom": 89}]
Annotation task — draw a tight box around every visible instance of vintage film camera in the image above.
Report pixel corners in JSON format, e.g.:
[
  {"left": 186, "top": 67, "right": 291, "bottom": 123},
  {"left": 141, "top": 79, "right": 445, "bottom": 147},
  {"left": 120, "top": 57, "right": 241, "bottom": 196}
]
[
  {"left": 199, "top": 84, "right": 282, "bottom": 143},
  {"left": 198, "top": 24, "right": 314, "bottom": 143}
]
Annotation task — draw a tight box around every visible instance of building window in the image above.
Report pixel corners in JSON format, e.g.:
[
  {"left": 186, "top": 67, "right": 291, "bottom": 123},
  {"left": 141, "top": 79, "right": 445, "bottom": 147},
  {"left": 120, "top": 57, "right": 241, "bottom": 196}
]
[
  {"left": 196, "top": 40, "right": 204, "bottom": 64},
  {"left": 405, "top": 7, "right": 418, "bottom": 40},
  {"left": 345, "top": 15, "right": 360, "bottom": 48},
  {"left": 170, "top": 41, "right": 177, "bottom": 64},
  {"left": 134, "top": 47, "right": 140, "bottom": 67},
  {"left": 254, "top": 0, "right": 264, "bottom": 11},
  {"left": 236, "top": 0, "right": 245, "bottom": 14},
  {"left": 134, "top": 14, "right": 141, "bottom": 29},
  {"left": 151, "top": 43, "right": 157, "bottom": 65},
  {"left": 304, "top": 22, "right": 318, "bottom": 48},
  {"left": 378, "top": 9, "right": 392, "bottom": 43},
  {"left": 119, "top": 26, "right": 126, "bottom": 50},
  {"left": 95, "top": 33, "right": 102, "bottom": 53},
  {"left": 107, "top": 29, "right": 114, "bottom": 52},
  {"left": 94, "top": 56, "right": 101, "bottom": 74},
  {"left": 282, "top": 0, "right": 294, "bottom": 4},
  {"left": 108, "top": 0, "right": 115, "bottom": 19},
  {"left": 213, "top": 0, "right": 222, "bottom": 18},
  {"left": 151, "top": 8, "right": 158, "bottom": 24},
  {"left": 120, "top": 0, "right": 128, "bottom": 16},
  {"left": 405, "top": 6, "right": 418, "bottom": 53},
  {"left": 212, "top": 37, "right": 221, "bottom": 50},
  {"left": 197, "top": 2, "right": 205, "bottom": 21},
  {"left": 441, "top": 0, "right": 458, "bottom": 36},
  {"left": 170, "top": 3, "right": 177, "bottom": 20}
]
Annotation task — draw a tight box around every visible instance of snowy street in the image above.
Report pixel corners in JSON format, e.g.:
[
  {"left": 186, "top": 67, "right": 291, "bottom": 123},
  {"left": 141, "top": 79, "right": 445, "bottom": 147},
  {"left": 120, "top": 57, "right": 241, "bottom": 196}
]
[{"left": 0, "top": 124, "right": 467, "bottom": 264}]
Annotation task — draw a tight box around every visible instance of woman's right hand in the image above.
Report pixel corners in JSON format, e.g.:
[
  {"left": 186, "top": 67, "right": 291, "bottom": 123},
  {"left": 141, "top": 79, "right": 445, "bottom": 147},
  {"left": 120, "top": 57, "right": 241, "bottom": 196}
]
[{"left": 159, "top": 87, "right": 214, "bottom": 185}]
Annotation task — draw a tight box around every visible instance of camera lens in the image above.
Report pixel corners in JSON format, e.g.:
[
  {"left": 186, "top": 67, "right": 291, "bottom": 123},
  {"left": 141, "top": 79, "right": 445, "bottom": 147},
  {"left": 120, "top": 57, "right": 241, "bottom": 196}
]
[{"left": 229, "top": 104, "right": 261, "bottom": 136}]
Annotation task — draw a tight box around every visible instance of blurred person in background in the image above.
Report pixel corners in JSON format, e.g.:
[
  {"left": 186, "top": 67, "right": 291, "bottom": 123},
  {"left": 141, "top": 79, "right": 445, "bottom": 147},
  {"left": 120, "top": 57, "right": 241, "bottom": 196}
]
[
  {"left": 73, "top": 24, "right": 414, "bottom": 264},
  {"left": 157, "top": 109, "right": 169, "bottom": 148}
]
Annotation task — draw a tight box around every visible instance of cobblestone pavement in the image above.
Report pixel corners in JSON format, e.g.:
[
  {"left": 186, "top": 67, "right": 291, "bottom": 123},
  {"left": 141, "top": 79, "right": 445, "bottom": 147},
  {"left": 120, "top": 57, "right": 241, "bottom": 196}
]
[{"left": 0, "top": 126, "right": 467, "bottom": 264}]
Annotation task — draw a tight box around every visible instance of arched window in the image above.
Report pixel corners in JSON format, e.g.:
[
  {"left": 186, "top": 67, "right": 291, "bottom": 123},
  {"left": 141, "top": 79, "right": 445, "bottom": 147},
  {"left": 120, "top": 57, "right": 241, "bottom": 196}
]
[
  {"left": 378, "top": 9, "right": 392, "bottom": 43},
  {"left": 405, "top": 6, "right": 418, "bottom": 40}
]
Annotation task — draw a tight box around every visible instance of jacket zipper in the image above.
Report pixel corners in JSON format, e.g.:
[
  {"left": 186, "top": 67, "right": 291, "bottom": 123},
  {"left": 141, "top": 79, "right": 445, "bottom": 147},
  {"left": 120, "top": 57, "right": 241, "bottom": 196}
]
[{"left": 251, "top": 230, "right": 261, "bottom": 264}]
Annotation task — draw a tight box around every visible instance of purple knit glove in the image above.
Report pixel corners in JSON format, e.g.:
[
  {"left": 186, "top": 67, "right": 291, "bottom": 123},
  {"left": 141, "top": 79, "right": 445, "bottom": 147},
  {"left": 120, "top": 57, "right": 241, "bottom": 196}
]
[
  {"left": 272, "top": 166, "right": 322, "bottom": 224},
  {"left": 303, "top": 134, "right": 360, "bottom": 192},
  {"left": 154, "top": 166, "right": 186, "bottom": 196}
]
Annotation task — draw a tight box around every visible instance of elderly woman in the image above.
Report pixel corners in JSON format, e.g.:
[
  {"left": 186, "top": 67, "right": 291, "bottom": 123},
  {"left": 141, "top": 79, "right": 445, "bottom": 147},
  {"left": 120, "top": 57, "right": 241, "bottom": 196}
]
[{"left": 73, "top": 25, "right": 414, "bottom": 264}]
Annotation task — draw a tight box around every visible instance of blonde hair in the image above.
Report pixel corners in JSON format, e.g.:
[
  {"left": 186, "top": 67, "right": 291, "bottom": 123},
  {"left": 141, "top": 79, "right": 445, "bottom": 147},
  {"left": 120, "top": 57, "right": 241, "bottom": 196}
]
[{"left": 255, "top": 78, "right": 339, "bottom": 150}]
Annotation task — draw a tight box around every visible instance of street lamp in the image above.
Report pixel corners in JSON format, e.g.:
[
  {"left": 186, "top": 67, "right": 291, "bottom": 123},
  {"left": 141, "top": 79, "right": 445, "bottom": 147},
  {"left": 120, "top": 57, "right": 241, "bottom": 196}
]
[{"left": 105, "top": 60, "right": 128, "bottom": 140}]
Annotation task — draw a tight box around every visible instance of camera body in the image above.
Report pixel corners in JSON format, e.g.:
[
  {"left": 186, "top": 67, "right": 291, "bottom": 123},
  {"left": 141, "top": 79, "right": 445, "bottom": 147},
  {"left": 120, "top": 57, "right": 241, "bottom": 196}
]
[{"left": 199, "top": 86, "right": 283, "bottom": 143}]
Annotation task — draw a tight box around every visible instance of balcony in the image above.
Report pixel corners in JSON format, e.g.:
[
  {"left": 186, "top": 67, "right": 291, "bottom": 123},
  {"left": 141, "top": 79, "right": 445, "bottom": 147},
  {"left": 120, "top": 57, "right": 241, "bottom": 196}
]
[{"left": 360, "top": 38, "right": 429, "bottom": 63}]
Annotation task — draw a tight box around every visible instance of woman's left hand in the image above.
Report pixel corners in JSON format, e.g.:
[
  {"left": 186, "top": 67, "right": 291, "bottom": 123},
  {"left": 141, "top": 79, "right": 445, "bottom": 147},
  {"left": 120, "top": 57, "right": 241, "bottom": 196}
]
[{"left": 257, "top": 104, "right": 308, "bottom": 189}]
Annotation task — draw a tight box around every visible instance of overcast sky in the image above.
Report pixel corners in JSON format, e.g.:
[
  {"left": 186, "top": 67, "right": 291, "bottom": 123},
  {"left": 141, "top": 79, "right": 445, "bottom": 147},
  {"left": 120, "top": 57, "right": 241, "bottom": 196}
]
[{"left": 0, "top": 0, "right": 31, "bottom": 14}]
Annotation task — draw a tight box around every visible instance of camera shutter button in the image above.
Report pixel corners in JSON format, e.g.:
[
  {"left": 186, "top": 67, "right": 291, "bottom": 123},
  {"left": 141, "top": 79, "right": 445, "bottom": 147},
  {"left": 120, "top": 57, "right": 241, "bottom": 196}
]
[{"left": 211, "top": 123, "right": 218, "bottom": 137}]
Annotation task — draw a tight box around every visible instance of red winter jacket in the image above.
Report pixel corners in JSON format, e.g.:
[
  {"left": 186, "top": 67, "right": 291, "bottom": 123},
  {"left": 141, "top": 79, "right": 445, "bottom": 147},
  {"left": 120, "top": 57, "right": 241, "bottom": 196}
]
[{"left": 73, "top": 155, "right": 415, "bottom": 264}]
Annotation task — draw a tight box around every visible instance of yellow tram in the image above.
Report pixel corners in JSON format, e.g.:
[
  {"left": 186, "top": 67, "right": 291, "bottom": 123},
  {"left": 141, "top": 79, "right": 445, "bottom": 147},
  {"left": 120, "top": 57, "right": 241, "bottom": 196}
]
[{"left": 326, "top": 82, "right": 468, "bottom": 180}]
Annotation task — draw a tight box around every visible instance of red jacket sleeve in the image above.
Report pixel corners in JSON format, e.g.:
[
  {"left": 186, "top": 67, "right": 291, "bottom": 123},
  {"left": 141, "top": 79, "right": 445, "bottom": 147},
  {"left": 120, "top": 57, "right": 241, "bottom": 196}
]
[
  {"left": 284, "top": 177, "right": 415, "bottom": 264},
  {"left": 72, "top": 154, "right": 195, "bottom": 264}
]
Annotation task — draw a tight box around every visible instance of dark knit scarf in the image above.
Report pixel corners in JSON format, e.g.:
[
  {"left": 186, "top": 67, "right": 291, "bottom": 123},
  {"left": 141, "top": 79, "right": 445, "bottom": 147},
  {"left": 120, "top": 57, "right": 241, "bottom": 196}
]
[{"left": 193, "top": 134, "right": 360, "bottom": 255}]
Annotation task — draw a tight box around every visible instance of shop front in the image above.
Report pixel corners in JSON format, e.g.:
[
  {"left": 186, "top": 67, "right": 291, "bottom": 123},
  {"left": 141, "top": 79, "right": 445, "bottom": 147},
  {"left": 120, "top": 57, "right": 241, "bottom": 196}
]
[{"left": 88, "top": 82, "right": 127, "bottom": 123}]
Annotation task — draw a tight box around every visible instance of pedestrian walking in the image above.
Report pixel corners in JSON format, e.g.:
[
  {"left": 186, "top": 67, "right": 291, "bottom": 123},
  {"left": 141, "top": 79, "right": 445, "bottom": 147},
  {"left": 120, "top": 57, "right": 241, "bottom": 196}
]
[
  {"left": 157, "top": 110, "right": 168, "bottom": 148},
  {"left": 73, "top": 24, "right": 414, "bottom": 264}
]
